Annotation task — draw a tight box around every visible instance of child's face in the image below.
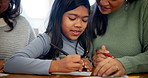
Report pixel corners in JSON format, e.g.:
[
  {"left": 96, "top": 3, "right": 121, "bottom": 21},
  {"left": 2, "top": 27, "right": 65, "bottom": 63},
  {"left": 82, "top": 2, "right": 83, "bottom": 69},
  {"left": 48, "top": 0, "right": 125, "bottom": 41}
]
[{"left": 62, "top": 6, "right": 89, "bottom": 40}]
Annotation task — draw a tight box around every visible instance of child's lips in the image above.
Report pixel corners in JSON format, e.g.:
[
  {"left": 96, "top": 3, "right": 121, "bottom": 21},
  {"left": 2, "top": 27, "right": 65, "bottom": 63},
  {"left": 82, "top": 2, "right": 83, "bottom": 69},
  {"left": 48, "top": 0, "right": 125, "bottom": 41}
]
[{"left": 71, "top": 30, "right": 81, "bottom": 36}]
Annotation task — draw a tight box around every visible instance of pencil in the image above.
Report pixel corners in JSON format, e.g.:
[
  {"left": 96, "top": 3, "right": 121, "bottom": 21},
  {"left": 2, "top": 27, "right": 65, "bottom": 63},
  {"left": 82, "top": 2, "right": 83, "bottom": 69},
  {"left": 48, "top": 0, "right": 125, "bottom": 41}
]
[
  {"left": 50, "top": 43, "right": 69, "bottom": 56},
  {"left": 50, "top": 43, "right": 89, "bottom": 71},
  {"left": 96, "top": 49, "right": 113, "bottom": 58},
  {"left": 103, "top": 53, "right": 113, "bottom": 58}
]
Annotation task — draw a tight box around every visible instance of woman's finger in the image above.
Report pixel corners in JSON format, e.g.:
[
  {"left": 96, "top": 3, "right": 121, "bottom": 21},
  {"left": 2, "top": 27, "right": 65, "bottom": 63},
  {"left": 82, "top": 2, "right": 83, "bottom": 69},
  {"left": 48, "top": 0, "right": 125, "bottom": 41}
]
[
  {"left": 102, "top": 65, "right": 119, "bottom": 77},
  {"left": 92, "top": 58, "right": 111, "bottom": 76}
]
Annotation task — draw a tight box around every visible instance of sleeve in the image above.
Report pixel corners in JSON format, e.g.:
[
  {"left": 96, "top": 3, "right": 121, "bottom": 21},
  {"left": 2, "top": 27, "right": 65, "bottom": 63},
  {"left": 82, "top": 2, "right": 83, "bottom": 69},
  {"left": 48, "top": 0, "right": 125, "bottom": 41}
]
[
  {"left": 23, "top": 15, "right": 36, "bottom": 44},
  {"left": 4, "top": 33, "right": 52, "bottom": 75},
  {"left": 28, "top": 25, "right": 36, "bottom": 43},
  {"left": 117, "top": 1, "right": 148, "bottom": 74}
]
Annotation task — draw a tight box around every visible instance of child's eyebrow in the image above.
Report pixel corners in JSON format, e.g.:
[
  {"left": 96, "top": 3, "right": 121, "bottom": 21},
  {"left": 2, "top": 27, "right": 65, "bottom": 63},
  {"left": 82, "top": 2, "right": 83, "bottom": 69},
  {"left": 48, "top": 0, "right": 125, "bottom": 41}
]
[
  {"left": 83, "top": 16, "right": 89, "bottom": 18},
  {"left": 67, "top": 13, "right": 89, "bottom": 17},
  {"left": 68, "top": 13, "right": 77, "bottom": 16}
]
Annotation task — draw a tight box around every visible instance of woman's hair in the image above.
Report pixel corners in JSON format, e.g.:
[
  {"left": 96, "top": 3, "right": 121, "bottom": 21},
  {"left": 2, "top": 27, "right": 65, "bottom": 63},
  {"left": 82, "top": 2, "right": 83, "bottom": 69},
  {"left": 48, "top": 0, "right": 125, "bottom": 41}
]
[
  {"left": 128, "top": 0, "right": 138, "bottom": 3},
  {"left": 89, "top": 0, "right": 137, "bottom": 39},
  {"left": 88, "top": 4, "right": 108, "bottom": 39},
  {"left": 1, "top": 0, "right": 21, "bottom": 32},
  {"left": 44, "top": 0, "right": 91, "bottom": 59}
]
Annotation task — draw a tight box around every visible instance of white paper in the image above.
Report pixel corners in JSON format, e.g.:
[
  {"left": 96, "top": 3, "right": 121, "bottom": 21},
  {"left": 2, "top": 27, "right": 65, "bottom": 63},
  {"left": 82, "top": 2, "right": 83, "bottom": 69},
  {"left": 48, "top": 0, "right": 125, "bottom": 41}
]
[
  {"left": 76, "top": 76, "right": 103, "bottom": 78},
  {"left": 52, "top": 72, "right": 92, "bottom": 76},
  {"left": 76, "top": 75, "right": 129, "bottom": 78},
  {"left": 0, "top": 73, "right": 9, "bottom": 77}
]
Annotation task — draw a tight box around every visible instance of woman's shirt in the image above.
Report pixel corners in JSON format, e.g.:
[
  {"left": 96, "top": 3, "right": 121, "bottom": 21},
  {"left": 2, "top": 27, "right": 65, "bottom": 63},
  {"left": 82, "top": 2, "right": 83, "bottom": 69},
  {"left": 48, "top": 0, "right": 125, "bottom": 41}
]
[
  {"left": 4, "top": 33, "right": 84, "bottom": 75},
  {"left": 0, "top": 16, "right": 36, "bottom": 59},
  {"left": 93, "top": 0, "right": 148, "bottom": 74}
]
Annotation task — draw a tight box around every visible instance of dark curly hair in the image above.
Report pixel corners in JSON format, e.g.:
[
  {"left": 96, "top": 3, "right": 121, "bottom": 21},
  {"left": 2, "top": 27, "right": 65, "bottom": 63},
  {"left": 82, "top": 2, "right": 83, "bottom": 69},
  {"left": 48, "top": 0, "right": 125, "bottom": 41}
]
[{"left": 1, "top": 0, "right": 21, "bottom": 32}]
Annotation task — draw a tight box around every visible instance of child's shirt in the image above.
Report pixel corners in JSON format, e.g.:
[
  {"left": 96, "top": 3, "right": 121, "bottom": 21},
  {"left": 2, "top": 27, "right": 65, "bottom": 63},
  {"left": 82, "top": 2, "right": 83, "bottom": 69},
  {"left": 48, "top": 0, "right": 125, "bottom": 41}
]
[{"left": 4, "top": 33, "right": 84, "bottom": 75}]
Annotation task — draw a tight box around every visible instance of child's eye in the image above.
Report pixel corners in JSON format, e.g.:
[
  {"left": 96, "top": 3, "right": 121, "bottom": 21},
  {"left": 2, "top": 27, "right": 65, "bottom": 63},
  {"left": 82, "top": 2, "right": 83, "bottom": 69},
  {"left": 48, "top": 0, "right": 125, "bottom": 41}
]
[
  {"left": 82, "top": 19, "right": 88, "bottom": 22},
  {"left": 110, "top": 0, "right": 117, "bottom": 1},
  {"left": 68, "top": 17, "right": 76, "bottom": 21},
  {"left": 82, "top": 18, "right": 88, "bottom": 22}
]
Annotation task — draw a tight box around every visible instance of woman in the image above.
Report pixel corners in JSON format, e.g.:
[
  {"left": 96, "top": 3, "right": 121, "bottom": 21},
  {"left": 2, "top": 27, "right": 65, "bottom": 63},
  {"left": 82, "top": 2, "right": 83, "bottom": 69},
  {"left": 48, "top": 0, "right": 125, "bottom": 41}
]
[
  {"left": 4, "top": 0, "right": 92, "bottom": 75},
  {"left": 0, "top": 0, "right": 36, "bottom": 59},
  {"left": 90, "top": 0, "right": 148, "bottom": 77},
  {"left": 0, "top": 0, "right": 36, "bottom": 72}
]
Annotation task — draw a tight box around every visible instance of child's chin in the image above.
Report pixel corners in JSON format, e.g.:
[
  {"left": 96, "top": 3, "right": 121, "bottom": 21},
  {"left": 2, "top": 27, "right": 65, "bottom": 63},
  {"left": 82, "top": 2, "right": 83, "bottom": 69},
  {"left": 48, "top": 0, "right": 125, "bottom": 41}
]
[{"left": 69, "top": 36, "right": 79, "bottom": 40}]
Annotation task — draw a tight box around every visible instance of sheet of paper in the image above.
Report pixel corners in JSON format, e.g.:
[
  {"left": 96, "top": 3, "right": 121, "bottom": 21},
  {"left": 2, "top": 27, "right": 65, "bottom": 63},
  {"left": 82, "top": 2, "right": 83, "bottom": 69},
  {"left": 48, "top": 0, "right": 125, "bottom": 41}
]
[
  {"left": 0, "top": 73, "right": 9, "bottom": 77},
  {"left": 76, "top": 76, "right": 103, "bottom": 78},
  {"left": 76, "top": 75, "right": 129, "bottom": 78},
  {"left": 52, "top": 72, "right": 92, "bottom": 76}
]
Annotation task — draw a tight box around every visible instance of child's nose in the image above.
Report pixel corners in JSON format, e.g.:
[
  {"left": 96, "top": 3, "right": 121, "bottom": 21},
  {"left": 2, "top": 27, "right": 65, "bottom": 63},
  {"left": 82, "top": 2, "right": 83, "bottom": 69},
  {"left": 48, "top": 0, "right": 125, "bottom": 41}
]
[{"left": 74, "top": 19, "right": 82, "bottom": 28}]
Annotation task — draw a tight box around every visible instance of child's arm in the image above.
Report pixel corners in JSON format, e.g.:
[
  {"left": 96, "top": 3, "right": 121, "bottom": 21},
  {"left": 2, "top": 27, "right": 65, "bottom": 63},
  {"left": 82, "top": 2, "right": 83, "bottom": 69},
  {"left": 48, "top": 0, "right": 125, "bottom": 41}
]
[{"left": 4, "top": 33, "right": 52, "bottom": 75}]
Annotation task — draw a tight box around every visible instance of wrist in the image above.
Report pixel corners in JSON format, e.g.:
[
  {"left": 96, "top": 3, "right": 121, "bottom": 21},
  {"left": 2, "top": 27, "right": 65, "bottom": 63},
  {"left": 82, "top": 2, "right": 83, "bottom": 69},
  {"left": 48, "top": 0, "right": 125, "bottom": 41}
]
[{"left": 49, "top": 60, "right": 59, "bottom": 72}]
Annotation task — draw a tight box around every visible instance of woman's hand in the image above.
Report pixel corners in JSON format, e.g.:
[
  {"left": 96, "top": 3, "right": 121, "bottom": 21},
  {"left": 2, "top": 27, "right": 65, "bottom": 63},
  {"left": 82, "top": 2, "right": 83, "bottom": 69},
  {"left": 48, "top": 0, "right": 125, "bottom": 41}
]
[
  {"left": 92, "top": 45, "right": 110, "bottom": 67},
  {"left": 0, "top": 66, "right": 4, "bottom": 73},
  {"left": 92, "top": 57, "right": 126, "bottom": 77},
  {"left": 0, "top": 60, "right": 5, "bottom": 73},
  {"left": 81, "top": 58, "right": 92, "bottom": 72},
  {"left": 49, "top": 55, "right": 83, "bottom": 73}
]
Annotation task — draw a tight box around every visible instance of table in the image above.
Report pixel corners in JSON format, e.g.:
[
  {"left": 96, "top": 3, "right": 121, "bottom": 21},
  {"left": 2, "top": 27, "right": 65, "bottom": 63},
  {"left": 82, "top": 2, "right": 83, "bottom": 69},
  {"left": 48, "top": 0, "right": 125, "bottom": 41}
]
[
  {"left": 128, "top": 73, "right": 148, "bottom": 78},
  {"left": 0, "top": 60, "right": 148, "bottom": 78},
  {"left": 0, "top": 72, "right": 148, "bottom": 78}
]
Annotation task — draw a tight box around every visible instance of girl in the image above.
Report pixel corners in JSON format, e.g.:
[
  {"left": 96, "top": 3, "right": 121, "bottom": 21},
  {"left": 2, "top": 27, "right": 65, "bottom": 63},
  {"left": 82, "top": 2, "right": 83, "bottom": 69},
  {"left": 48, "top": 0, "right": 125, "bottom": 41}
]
[{"left": 4, "top": 0, "right": 92, "bottom": 75}]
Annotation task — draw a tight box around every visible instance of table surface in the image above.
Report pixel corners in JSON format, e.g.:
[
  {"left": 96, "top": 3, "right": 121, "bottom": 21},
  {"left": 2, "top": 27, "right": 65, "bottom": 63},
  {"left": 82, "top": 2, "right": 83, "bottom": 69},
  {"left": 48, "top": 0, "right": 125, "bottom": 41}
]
[
  {"left": 0, "top": 60, "right": 148, "bottom": 78},
  {"left": 0, "top": 73, "right": 148, "bottom": 78}
]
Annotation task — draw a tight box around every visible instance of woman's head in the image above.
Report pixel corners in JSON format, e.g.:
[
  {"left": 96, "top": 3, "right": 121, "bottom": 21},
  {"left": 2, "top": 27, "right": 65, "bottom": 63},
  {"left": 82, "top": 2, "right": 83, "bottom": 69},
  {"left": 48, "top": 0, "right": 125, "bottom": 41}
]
[
  {"left": 96, "top": 0, "right": 125, "bottom": 14},
  {"left": 46, "top": 0, "right": 90, "bottom": 40},
  {"left": 0, "top": 0, "right": 21, "bottom": 31},
  {"left": 96, "top": 0, "right": 136, "bottom": 14},
  {"left": 0, "top": 0, "right": 10, "bottom": 14}
]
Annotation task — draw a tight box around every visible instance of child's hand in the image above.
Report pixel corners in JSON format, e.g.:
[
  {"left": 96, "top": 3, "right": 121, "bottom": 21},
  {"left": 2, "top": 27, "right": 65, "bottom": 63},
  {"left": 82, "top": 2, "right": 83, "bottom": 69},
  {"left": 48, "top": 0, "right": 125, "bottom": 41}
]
[
  {"left": 49, "top": 54, "right": 83, "bottom": 72},
  {"left": 81, "top": 58, "right": 92, "bottom": 72}
]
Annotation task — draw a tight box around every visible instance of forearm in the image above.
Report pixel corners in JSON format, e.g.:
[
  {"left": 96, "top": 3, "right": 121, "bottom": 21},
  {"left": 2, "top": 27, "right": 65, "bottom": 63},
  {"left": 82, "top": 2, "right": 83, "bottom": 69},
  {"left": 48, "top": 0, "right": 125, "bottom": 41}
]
[
  {"left": 4, "top": 56, "right": 51, "bottom": 75},
  {"left": 49, "top": 60, "right": 59, "bottom": 73},
  {"left": 117, "top": 51, "right": 148, "bottom": 74}
]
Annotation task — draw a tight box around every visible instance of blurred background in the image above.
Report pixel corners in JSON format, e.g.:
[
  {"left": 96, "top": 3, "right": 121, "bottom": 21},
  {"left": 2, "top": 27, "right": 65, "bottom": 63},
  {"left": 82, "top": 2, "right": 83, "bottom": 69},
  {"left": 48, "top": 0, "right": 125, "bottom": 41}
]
[{"left": 21, "top": 0, "right": 95, "bottom": 34}]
